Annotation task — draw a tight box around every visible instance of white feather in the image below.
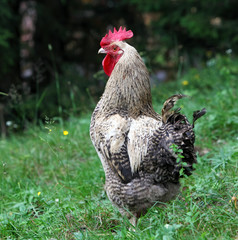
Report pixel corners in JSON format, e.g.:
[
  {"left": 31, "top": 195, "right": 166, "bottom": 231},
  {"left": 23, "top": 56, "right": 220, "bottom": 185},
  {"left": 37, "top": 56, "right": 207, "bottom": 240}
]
[{"left": 128, "top": 115, "right": 162, "bottom": 173}]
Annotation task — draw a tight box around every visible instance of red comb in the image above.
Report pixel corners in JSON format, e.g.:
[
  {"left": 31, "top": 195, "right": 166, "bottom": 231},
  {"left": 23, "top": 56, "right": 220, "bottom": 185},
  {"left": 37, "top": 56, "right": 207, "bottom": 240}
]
[{"left": 100, "top": 26, "right": 133, "bottom": 47}]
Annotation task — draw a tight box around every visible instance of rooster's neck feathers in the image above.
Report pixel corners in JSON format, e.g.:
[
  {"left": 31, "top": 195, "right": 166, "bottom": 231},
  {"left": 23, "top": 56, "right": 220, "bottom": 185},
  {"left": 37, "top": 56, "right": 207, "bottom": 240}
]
[{"left": 100, "top": 42, "right": 158, "bottom": 119}]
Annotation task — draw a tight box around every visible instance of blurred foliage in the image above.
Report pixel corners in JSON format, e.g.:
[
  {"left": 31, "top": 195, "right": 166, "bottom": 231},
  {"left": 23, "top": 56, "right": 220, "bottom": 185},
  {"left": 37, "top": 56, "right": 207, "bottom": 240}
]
[
  {"left": 0, "top": 0, "right": 238, "bottom": 132},
  {"left": 151, "top": 54, "right": 238, "bottom": 143},
  {"left": 0, "top": 0, "right": 147, "bottom": 131},
  {"left": 0, "top": 0, "right": 19, "bottom": 88},
  {"left": 128, "top": 0, "right": 238, "bottom": 68}
]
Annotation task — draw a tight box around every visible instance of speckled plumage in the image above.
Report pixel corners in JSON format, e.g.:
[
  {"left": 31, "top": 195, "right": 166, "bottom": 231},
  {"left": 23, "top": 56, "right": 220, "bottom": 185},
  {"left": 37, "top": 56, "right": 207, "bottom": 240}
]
[{"left": 90, "top": 37, "right": 205, "bottom": 225}]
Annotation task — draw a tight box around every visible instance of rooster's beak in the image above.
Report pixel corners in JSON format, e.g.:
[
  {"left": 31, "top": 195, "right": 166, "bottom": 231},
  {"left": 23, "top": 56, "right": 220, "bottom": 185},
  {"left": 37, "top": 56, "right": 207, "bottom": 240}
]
[{"left": 98, "top": 48, "right": 107, "bottom": 54}]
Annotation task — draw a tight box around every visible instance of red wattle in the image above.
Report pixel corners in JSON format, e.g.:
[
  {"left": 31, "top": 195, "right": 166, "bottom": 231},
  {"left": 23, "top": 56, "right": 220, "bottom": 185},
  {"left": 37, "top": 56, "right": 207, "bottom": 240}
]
[
  {"left": 102, "top": 54, "right": 122, "bottom": 77},
  {"left": 102, "top": 54, "right": 116, "bottom": 76}
]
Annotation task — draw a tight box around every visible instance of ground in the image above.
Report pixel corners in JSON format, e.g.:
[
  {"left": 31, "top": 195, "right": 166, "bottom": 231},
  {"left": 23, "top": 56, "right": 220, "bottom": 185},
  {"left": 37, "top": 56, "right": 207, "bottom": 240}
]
[{"left": 0, "top": 55, "right": 238, "bottom": 239}]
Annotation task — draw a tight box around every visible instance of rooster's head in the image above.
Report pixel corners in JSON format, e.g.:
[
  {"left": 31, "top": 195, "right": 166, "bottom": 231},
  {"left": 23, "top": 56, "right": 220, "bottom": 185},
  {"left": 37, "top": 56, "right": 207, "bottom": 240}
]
[{"left": 98, "top": 27, "right": 133, "bottom": 76}]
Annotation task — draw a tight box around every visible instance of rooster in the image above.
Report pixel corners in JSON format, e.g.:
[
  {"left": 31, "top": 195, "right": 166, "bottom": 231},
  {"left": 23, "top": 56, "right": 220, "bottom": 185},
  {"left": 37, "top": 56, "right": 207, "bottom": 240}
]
[{"left": 90, "top": 27, "right": 206, "bottom": 226}]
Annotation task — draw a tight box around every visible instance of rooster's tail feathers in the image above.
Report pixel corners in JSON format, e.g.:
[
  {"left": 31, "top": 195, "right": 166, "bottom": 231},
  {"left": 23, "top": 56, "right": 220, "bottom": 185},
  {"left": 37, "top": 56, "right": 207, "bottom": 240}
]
[
  {"left": 192, "top": 108, "right": 206, "bottom": 128},
  {"left": 162, "top": 95, "right": 206, "bottom": 127},
  {"left": 162, "top": 94, "right": 187, "bottom": 124}
]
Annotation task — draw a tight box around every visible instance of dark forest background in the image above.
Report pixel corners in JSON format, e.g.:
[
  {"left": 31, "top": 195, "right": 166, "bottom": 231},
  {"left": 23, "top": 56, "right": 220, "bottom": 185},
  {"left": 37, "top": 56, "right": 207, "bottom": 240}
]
[{"left": 1, "top": 0, "right": 238, "bottom": 134}]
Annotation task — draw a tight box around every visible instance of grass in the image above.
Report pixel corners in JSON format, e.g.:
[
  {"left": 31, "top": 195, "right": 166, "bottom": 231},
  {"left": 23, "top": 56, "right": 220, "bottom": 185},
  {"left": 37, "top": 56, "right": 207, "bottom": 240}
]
[{"left": 1, "top": 55, "right": 238, "bottom": 239}]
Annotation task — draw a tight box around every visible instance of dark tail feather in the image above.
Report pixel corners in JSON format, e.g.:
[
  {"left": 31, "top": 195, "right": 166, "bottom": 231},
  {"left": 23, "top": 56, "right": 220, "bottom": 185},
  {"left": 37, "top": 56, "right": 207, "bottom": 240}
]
[
  {"left": 162, "top": 94, "right": 187, "bottom": 124},
  {"left": 162, "top": 102, "right": 206, "bottom": 180},
  {"left": 192, "top": 108, "right": 206, "bottom": 128}
]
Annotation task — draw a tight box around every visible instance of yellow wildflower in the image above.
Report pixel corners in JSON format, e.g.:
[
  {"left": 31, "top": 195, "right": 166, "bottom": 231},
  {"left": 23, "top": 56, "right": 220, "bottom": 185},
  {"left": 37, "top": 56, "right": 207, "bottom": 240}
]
[
  {"left": 45, "top": 127, "right": 52, "bottom": 133},
  {"left": 182, "top": 80, "right": 189, "bottom": 86},
  {"left": 37, "top": 192, "right": 41, "bottom": 196},
  {"left": 194, "top": 74, "right": 200, "bottom": 80},
  {"left": 63, "top": 130, "right": 69, "bottom": 136}
]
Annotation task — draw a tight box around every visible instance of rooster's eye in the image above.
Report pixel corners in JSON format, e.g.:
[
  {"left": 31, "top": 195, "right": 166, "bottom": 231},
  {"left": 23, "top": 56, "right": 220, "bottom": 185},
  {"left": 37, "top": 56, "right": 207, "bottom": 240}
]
[{"left": 113, "top": 47, "right": 117, "bottom": 51}]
